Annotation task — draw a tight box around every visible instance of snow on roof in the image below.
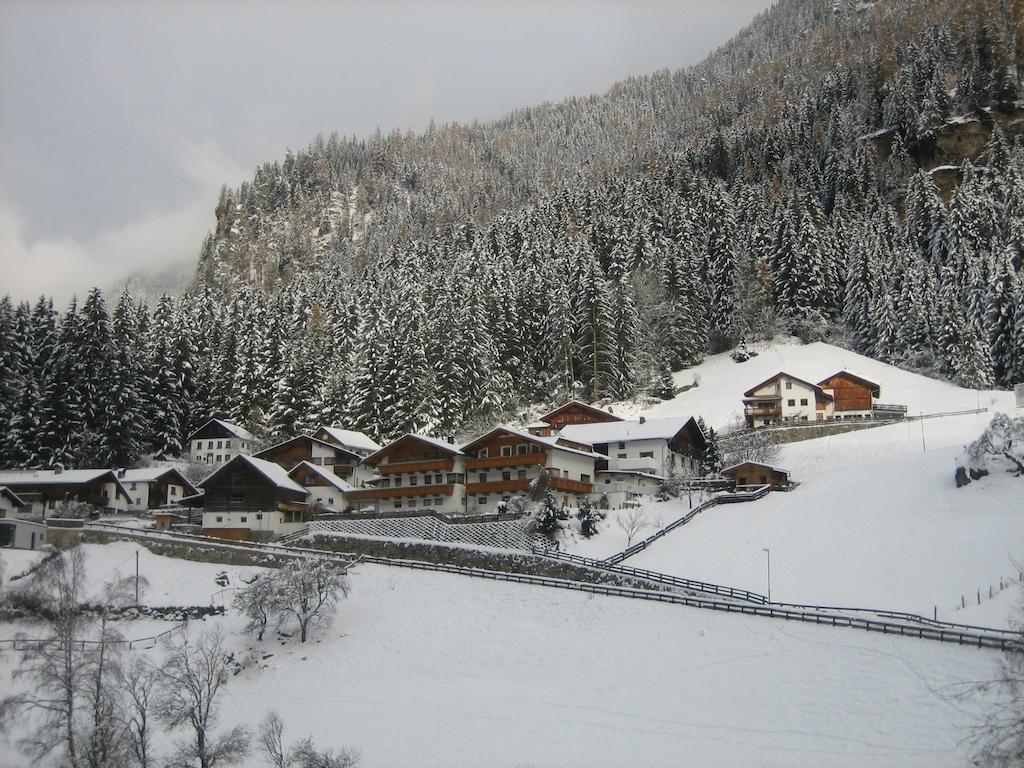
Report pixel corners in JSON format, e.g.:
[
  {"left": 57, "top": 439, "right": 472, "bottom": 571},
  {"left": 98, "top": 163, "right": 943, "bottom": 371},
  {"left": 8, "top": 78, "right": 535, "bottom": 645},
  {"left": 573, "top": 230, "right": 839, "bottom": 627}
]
[
  {"left": 720, "top": 461, "right": 791, "bottom": 476},
  {"left": 199, "top": 455, "right": 307, "bottom": 495},
  {"left": 595, "top": 470, "right": 665, "bottom": 482},
  {"left": 462, "top": 425, "right": 603, "bottom": 460},
  {"left": 743, "top": 372, "right": 834, "bottom": 400},
  {"left": 0, "top": 486, "right": 27, "bottom": 506},
  {"left": 525, "top": 421, "right": 551, "bottom": 429},
  {"left": 288, "top": 461, "right": 354, "bottom": 493},
  {"left": 119, "top": 467, "right": 183, "bottom": 483},
  {"left": 316, "top": 426, "right": 381, "bottom": 453},
  {"left": 188, "top": 418, "right": 255, "bottom": 442},
  {"left": 539, "top": 400, "right": 623, "bottom": 423},
  {"left": 255, "top": 434, "right": 361, "bottom": 462},
  {"left": 818, "top": 369, "right": 881, "bottom": 393},
  {"left": 0, "top": 469, "right": 122, "bottom": 486},
  {"left": 558, "top": 417, "right": 698, "bottom": 444},
  {"left": 409, "top": 434, "right": 465, "bottom": 454},
  {"left": 366, "top": 433, "right": 464, "bottom": 464}
]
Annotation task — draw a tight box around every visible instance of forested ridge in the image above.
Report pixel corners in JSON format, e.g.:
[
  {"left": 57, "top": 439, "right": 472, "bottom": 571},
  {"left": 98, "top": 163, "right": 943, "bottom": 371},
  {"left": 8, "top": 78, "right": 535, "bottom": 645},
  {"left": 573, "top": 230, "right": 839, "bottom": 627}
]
[{"left": 1, "top": 0, "right": 1023, "bottom": 470}]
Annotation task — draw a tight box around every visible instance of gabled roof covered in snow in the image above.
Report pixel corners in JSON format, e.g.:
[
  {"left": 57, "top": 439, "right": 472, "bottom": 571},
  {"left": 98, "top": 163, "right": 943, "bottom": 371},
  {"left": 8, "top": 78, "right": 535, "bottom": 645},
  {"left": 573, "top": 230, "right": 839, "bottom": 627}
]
[
  {"left": 198, "top": 455, "right": 307, "bottom": 495},
  {"left": 742, "top": 372, "right": 834, "bottom": 401},
  {"left": 313, "top": 426, "right": 381, "bottom": 454},
  {"left": 721, "top": 461, "right": 791, "bottom": 479},
  {"left": 558, "top": 416, "right": 705, "bottom": 445},
  {"left": 364, "top": 433, "right": 464, "bottom": 465},
  {"left": 0, "top": 469, "right": 132, "bottom": 501},
  {"left": 118, "top": 467, "right": 199, "bottom": 495},
  {"left": 0, "top": 486, "right": 27, "bottom": 507},
  {"left": 461, "top": 425, "right": 603, "bottom": 460},
  {"left": 287, "top": 461, "right": 354, "bottom": 493},
  {"left": 186, "top": 418, "right": 255, "bottom": 443},
  {"left": 254, "top": 434, "right": 361, "bottom": 464},
  {"left": 537, "top": 400, "right": 623, "bottom": 425}
]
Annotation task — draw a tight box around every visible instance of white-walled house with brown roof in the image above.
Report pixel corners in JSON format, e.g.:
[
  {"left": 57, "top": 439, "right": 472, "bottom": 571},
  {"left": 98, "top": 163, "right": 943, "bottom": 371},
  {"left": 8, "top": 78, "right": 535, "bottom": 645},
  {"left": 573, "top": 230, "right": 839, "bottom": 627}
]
[{"left": 742, "top": 373, "right": 835, "bottom": 427}]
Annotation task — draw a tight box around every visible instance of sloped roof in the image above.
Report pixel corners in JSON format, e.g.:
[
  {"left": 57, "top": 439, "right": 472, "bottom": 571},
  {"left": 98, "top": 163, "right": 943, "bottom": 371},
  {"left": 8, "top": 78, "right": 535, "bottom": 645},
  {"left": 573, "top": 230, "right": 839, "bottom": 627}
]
[
  {"left": 198, "top": 455, "right": 307, "bottom": 495},
  {"left": 461, "top": 425, "right": 603, "bottom": 460},
  {"left": 288, "top": 461, "right": 354, "bottom": 493},
  {"left": 538, "top": 400, "right": 623, "bottom": 424},
  {"left": 364, "top": 433, "right": 465, "bottom": 465},
  {"left": 721, "top": 461, "right": 791, "bottom": 478},
  {"left": 817, "top": 369, "right": 881, "bottom": 396},
  {"left": 254, "top": 434, "right": 361, "bottom": 463},
  {"left": 0, "top": 469, "right": 132, "bottom": 502},
  {"left": 558, "top": 416, "right": 702, "bottom": 445},
  {"left": 315, "top": 426, "right": 381, "bottom": 453},
  {"left": 742, "top": 372, "right": 834, "bottom": 401},
  {"left": 0, "top": 486, "right": 27, "bottom": 507},
  {"left": 119, "top": 467, "right": 199, "bottom": 496},
  {"left": 187, "top": 418, "right": 255, "bottom": 443}
]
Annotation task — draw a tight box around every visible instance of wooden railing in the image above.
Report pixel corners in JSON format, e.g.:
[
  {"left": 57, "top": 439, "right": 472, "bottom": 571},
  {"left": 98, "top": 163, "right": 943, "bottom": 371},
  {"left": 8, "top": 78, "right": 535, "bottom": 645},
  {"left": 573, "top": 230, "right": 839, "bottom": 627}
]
[
  {"left": 347, "top": 484, "right": 455, "bottom": 500},
  {"left": 466, "top": 454, "right": 546, "bottom": 470},
  {"left": 75, "top": 524, "right": 1024, "bottom": 652},
  {"left": 376, "top": 459, "right": 455, "bottom": 475},
  {"left": 466, "top": 479, "right": 531, "bottom": 494},
  {"left": 551, "top": 477, "right": 593, "bottom": 494}
]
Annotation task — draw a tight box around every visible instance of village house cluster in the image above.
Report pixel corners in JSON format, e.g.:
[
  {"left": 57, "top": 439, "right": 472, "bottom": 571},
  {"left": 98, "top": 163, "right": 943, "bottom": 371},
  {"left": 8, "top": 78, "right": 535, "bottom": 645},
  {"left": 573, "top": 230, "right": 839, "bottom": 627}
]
[{"left": 0, "top": 369, "right": 893, "bottom": 546}]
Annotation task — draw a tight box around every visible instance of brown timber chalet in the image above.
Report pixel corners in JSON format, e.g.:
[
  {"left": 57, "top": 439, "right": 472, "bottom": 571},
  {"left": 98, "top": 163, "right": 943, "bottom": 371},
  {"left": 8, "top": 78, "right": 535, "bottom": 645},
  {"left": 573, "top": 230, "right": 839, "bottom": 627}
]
[
  {"left": 527, "top": 400, "right": 623, "bottom": 437},
  {"left": 346, "top": 434, "right": 467, "bottom": 516},
  {"left": 199, "top": 455, "right": 310, "bottom": 541},
  {"left": 254, "top": 434, "right": 363, "bottom": 479},
  {"left": 721, "top": 461, "right": 792, "bottom": 489},
  {"left": 462, "top": 426, "right": 599, "bottom": 514},
  {"left": 817, "top": 371, "right": 881, "bottom": 418},
  {"left": 0, "top": 469, "right": 132, "bottom": 518}
]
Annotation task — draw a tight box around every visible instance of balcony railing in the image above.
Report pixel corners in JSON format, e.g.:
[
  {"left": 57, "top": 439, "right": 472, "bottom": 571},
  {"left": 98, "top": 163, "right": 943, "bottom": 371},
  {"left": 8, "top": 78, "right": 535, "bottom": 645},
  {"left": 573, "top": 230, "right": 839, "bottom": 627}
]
[
  {"left": 551, "top": 478, "right": 593, "bottom": 494},
  {"left": 466, "top": 479, "right": 532, "bottom": 495},
  {"left": 375, "top": 458, "right": 455, "bottom": 475},
  {"left": 347, "top": 484, "right": 456, "bottom": 500},
  {"left": 466, "top": 453, "right": 547, "bottom": 470},
  {"left": 744, "top": 407, "right": 782, "bottom": 418}
]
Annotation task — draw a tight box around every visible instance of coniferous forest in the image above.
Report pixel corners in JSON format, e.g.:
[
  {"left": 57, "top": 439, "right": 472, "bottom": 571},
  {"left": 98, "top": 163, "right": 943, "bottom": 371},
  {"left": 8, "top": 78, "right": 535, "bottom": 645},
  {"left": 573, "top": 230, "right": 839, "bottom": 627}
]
[{"left": 1, "top": 0, "right": 1023, "bottom": 470}]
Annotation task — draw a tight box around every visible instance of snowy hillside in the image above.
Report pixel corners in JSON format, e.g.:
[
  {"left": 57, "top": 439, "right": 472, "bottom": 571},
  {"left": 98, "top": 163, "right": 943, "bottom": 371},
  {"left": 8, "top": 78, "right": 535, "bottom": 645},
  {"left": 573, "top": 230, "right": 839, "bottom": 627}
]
[
  {"left": 565, "top": 410, "right": 1024, "bottom": 626},
  {"left": 0, "top": 548, "right": 1007, "bottom": 768},
  {"left": 608, "top": 337, "right": 1016, "bottom": 431}
]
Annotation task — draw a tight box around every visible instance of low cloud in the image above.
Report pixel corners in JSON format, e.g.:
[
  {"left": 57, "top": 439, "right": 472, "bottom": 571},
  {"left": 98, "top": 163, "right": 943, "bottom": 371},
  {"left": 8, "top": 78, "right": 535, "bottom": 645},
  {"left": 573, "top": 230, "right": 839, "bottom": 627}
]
[{"left": 0, "top": 137, "right": 247, "bottom": 306}]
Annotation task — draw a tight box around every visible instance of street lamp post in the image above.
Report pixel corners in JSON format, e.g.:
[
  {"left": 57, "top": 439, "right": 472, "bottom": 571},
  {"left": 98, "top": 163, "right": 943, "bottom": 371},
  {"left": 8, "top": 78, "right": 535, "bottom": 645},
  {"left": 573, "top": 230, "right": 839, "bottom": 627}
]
[{"left": 762, "top": 547, "right": 771, "bottom": 603}]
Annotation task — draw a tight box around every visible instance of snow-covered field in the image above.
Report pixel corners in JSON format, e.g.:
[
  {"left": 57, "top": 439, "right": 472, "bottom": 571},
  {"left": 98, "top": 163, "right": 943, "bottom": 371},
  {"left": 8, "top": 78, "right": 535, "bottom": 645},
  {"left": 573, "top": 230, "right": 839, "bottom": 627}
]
[
  {"left": 609, "top": 337, "right": 1015, "bottom": 430},
  {"left": 0, "top": 551, "right": 1007, "bottom": 768}
]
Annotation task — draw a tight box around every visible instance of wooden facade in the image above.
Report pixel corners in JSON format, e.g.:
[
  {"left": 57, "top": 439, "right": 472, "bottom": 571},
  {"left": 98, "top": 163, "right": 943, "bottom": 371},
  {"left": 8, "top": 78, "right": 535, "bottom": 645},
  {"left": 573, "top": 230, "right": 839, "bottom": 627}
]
[
  {"left": 255, "top": 435, "right": 361, "bottom": 476},
  {"left": 352, "top": 435, "right": 466, "bottom": 513},
  {"left": 722, "top": 462, "right": 791, "bottom": 489},
  {"left": 818, "top": 371, "right": 880, "bottom": 414},
  {"left": 200, "top": 458, "right": 306, "bottom": 515},
  {"left": 529, "top": 401, "right": 622, "bottom": 436}
]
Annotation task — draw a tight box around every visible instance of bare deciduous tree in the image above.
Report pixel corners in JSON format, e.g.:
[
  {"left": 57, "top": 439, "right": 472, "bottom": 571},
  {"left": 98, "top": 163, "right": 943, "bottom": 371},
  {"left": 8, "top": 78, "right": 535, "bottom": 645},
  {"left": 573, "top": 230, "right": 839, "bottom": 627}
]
[
  {"left": 259, "top": 711, "right": 359, "bottom": 768},
  {"left": 276, "top": 559, "right": 350, "bottom": 644},
  {"left": 121, "top": 657, "right": 158, "bottom": 768},
  {"left": 154, "top": 627, "right": 250, "bottom": 768},
  {"left": 616, "top": 507, "right": 650, "bottom": 547},
  {"left": 233, "top": 573, "right": 279, "bottom": 641}
]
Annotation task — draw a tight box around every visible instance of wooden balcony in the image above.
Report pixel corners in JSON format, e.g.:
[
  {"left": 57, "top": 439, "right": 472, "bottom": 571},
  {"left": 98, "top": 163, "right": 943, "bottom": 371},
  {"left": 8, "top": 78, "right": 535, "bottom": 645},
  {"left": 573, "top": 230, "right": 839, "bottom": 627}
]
[
  {"left": 465, "top": 477, "right": 593, "bottom": 495},
  {"left": 465, "top": 453, "right": 547, "bottom": 471},
  {"left": 347, "top": 484, "right": 455, "bottom": 500},
  {"left": 551, "top": 477, "right": 593, "bottom": 494},
  {"left": 744, "top": 407, "right": 782, "bottom": 418},
  {"left": 376, "top": 458, "right": 455, "bottom": 475},
  {"left": 466, "top": 479, "right": 532, "bottom": 494}
]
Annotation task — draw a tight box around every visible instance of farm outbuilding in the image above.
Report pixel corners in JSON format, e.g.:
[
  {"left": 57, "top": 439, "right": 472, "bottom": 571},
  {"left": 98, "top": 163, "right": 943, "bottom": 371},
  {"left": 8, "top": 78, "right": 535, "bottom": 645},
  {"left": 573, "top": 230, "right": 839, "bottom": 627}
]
[{"left": 721, "top": 462, "right": 792, "bottom": 489}]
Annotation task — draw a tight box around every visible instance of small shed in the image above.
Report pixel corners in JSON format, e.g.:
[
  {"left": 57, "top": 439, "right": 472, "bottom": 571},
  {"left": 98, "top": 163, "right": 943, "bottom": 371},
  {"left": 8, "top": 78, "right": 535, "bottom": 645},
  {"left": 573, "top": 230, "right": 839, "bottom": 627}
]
[
  {"left": 721, "top": 462, "right": 791, "bottom": 489},
  {"left": 0, "top": 518, "right": 48, "bottom": 550}
]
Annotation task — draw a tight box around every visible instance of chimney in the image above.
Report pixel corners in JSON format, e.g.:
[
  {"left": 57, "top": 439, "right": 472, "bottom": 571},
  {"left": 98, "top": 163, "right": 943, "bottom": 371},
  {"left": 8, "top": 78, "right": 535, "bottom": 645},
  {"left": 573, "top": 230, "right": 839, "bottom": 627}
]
[
  {"left": 117, "top": 468, "right": 126, "bottom": 478},
  {"left": 447, "top": 436, "right": 455, "bottom": 444},
  {"left": 639, "top": 416, "right": 646, "bottom": 424},
  {"left": 54, "top": 465, "right": 63, "bottom": 475}
]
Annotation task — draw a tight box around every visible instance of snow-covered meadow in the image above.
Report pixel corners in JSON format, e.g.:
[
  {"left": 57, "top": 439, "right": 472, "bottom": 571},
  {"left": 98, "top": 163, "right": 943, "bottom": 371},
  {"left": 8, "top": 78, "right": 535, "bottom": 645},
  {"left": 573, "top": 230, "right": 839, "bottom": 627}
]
[{"left": 0, "top": 546, "right": 1008, "bottom": 768}]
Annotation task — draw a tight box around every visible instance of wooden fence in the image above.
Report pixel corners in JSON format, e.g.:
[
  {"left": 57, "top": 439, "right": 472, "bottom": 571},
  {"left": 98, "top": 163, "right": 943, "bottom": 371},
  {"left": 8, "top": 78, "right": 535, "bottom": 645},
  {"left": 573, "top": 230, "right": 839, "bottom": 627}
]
[{"left": 69, "top": 523, "right": 1024, "bottom": 652}]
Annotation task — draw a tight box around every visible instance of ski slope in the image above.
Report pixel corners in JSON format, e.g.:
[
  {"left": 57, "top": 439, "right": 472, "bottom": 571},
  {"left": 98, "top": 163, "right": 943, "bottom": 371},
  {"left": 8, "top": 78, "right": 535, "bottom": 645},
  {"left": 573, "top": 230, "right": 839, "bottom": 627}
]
[{"left": 608, "top": 337, "right": 1015, "bottom": 430}]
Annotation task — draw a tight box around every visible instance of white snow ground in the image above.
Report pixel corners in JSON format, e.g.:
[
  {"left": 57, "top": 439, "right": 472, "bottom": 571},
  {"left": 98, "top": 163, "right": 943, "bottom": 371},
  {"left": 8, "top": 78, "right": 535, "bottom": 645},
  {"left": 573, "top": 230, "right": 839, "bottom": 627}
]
[
  {"left": 0, "top": 554, "right": 1005, "bottom": 768},
  {"left": 561, "top": 340, "right": 1023, "bottom": 627}
]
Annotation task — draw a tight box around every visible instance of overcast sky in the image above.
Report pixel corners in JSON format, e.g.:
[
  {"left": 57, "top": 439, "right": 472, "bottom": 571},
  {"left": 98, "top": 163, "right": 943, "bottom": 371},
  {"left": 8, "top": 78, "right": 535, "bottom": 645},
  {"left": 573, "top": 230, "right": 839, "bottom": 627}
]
[{"left": 0, "top": 0, "right": 773, "bottom": 304}]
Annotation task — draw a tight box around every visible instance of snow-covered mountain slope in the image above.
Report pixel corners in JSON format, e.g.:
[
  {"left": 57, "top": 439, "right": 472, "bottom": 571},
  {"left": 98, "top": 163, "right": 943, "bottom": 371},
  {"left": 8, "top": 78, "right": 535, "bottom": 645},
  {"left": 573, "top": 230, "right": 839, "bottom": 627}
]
[
  {"left": 566, "top": 411, "right": 1023, "bottom": 626},
  {"left": 609, "top": 337, "right": 1017, "bottom": 430}
]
